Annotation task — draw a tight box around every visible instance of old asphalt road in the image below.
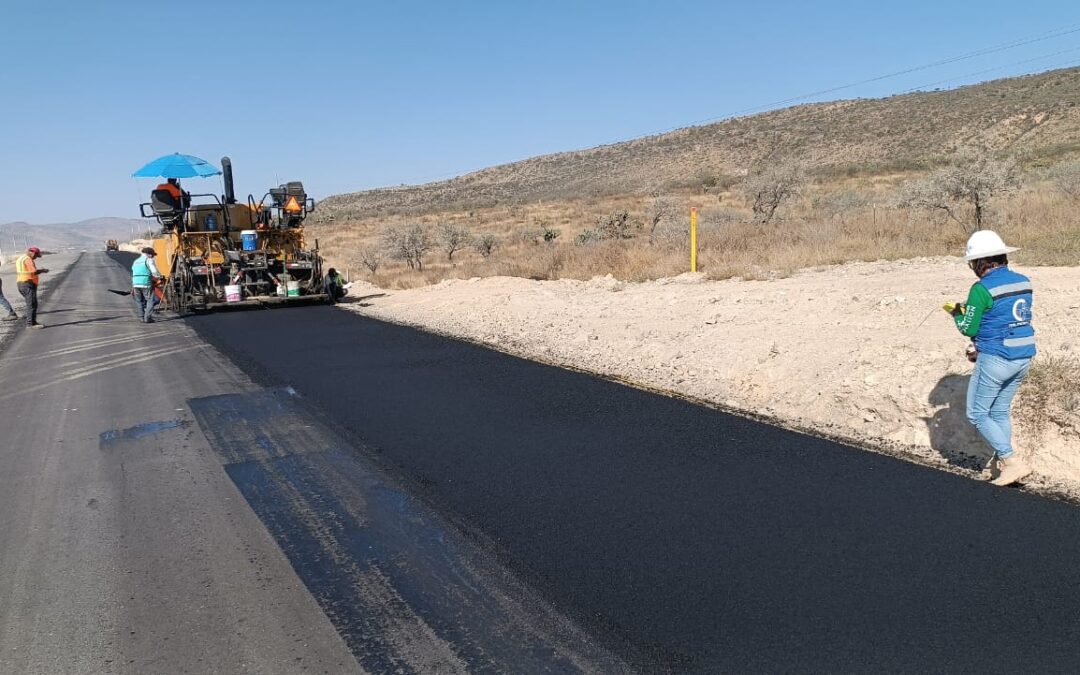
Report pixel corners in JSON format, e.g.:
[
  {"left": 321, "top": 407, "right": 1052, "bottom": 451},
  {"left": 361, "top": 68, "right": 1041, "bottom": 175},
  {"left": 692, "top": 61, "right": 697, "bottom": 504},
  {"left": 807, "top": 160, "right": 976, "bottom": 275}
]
[
  {"left": 0, "top": 252, "right": 358, "bottom": 674},
  {"left": 3, "top": 251, "right": 1080, "bottom": 674}
]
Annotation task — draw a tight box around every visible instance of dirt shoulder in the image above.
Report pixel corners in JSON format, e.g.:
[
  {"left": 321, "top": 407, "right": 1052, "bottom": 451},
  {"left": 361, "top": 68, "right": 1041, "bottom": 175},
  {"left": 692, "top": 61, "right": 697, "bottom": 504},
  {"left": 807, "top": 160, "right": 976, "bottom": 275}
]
[{"left": 341, "top": 257, "right": 1080, "bottom": 498}]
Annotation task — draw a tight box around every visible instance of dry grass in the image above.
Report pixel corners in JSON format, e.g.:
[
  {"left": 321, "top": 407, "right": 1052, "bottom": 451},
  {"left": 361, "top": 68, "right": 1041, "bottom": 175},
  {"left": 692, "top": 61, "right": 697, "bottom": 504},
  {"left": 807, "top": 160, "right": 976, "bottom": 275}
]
[
  {"left": 1016, "top": 354, "right": 1080, "bottom": 442},
  {"left": 311, "top": 178, "right": 1080, "bottom": 289}
]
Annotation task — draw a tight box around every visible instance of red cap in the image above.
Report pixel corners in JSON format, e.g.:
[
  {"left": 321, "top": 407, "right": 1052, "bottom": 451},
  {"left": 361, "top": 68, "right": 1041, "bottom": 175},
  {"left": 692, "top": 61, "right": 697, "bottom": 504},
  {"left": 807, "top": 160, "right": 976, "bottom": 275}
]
[{"left": 28, "top": 246, "right": 41, "bottom": 255}]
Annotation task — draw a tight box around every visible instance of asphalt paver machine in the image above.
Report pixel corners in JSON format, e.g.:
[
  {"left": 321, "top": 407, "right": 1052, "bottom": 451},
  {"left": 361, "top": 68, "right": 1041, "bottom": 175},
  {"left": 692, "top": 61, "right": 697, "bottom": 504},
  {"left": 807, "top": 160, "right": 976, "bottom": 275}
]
[{"left": 139, "top": 156, "right": 327, "bottom": 312}]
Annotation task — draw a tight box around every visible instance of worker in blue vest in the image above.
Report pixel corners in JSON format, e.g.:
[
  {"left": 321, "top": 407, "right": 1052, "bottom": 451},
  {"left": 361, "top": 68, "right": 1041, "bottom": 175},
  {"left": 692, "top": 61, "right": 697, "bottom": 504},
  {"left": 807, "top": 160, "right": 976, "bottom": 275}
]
[
  {"left": 946, "top": 230, "right": 1035, "bottom": 487},
  {"left": 132, "top": 247, "right": 163, "bottom": 323}
]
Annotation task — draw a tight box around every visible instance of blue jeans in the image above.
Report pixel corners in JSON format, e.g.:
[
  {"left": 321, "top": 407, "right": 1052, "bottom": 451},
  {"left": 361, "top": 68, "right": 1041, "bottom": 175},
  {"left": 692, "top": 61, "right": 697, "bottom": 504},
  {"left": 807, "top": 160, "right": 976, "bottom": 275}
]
[
  {"left": 132, "top": 287, "right": 159, "bottom": 322},
  {"left": 966, "top": 353, "right": 1031, "bottom": 460},
  {"left": 0, "top": 278, "right": 14, "bottom": 315}
]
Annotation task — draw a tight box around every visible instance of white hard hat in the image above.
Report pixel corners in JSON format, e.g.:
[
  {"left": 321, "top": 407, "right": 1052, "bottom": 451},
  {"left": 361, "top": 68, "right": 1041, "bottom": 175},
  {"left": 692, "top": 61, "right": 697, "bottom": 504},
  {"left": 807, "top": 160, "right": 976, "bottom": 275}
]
[{"left": 964, "top": 230, "right": 1019, "bottom": 261}]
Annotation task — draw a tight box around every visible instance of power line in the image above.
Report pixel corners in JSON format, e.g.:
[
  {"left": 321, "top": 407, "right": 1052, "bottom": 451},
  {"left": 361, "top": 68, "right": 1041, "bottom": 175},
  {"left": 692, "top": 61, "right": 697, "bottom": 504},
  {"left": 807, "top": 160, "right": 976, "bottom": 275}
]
[
  {"left": 899, "top": 47, "right": 1080, "bottom": 94},
  {"left": 346, "top": 25, "right": 1080, "bottom": 194},
  {"left": 665, "top": 23, "right": 1080, "bottom": 130}
]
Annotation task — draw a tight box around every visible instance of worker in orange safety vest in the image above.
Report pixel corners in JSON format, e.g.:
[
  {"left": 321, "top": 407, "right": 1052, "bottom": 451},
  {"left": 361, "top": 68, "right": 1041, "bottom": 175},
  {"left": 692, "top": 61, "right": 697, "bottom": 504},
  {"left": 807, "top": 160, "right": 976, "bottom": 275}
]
[
  {"left": 15, "top": 246, "right": 49, "bottom": 329},
  {"left": 155, "top": 178, "right": 191, "bottom": 208}
]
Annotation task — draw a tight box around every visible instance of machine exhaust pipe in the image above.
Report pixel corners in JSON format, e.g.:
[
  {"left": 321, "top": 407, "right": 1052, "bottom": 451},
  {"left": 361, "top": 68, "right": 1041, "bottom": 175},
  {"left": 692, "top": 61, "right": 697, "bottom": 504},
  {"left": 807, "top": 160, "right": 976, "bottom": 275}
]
[{"left": 221, "top": 156, "right": 236, "bottom": 204}]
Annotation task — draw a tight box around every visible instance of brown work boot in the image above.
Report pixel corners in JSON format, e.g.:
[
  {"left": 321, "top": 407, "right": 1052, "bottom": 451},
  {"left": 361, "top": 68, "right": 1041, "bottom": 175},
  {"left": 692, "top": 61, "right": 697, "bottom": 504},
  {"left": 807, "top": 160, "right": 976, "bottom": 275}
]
[{"left": 991, "top": 455, "right": 1032, "bottom": 487}]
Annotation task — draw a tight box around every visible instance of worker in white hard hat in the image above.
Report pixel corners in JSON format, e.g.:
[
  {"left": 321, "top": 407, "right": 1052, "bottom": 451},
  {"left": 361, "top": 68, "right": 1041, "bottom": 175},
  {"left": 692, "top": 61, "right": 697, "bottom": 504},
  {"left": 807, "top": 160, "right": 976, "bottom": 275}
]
[{"left": 944, "top": 230, "right": 1035, "bottom": 486}]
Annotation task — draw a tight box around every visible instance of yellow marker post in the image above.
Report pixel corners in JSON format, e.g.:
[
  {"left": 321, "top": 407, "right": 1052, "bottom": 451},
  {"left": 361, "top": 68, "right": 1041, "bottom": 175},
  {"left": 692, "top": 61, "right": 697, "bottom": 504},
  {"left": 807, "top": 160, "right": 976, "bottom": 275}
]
[{"left": 690, "top": 207, "right": 698, "bottom": 273}]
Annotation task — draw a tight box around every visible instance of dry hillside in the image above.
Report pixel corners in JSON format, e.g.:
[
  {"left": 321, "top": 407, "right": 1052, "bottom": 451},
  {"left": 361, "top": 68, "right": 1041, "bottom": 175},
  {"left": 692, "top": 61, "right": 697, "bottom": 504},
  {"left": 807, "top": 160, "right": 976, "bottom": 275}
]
[{"left": 316, "top": 66, "right": 1080, "bottom": 219}]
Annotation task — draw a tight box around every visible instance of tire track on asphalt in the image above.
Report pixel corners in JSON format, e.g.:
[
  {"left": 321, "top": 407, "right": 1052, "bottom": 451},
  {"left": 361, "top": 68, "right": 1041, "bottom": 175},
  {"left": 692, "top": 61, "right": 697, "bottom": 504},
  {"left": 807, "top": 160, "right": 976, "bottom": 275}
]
[{"left": 189, "top": 389, "right": 629, "bottom": 673}]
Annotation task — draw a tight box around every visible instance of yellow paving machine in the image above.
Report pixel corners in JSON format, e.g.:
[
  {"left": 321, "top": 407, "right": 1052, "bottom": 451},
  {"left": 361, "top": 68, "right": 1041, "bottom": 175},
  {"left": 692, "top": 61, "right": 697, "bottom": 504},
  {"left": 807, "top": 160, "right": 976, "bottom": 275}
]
[{"left": 139, "top": 157, "right": 326, "bottom": 312}]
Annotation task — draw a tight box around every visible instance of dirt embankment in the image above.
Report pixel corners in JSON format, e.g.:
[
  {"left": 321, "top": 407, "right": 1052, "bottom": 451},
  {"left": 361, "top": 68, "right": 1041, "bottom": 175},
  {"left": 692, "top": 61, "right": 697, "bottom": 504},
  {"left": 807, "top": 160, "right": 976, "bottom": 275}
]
[{"left": 341, "top": 257, "right": 1080, "bottom": 497}]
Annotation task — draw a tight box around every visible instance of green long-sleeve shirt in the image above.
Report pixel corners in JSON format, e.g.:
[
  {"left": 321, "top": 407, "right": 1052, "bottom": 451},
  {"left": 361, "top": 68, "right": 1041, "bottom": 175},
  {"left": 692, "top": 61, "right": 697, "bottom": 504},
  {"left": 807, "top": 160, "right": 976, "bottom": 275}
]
[{"left": 954, "top": 283, "right": 994, "bottom": 337}]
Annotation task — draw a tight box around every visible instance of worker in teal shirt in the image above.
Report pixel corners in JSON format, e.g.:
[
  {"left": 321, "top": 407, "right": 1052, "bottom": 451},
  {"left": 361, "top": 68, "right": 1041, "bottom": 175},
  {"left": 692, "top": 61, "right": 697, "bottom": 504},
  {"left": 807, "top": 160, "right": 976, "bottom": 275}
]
[
  {"left": 947, "top": 230, "right": 1035, "bottom": 487},
  {"left": 131, "top": 247, "right": 163, "bottom": 323}
]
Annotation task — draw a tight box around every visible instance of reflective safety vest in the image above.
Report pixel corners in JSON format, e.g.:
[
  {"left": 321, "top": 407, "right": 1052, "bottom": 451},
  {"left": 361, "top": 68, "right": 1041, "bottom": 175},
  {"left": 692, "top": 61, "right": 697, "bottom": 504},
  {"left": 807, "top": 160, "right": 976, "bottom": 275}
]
[
  {"left": 131, "top": 255, "right": 155, "bottom": 288},
  {"left": 15, "top": 255, "right": 38, "bottom": 285},
  {"left": 975, "top": 266, "right": 1036, "bottom": 360},
  {"left": 157, "top": 183, "right": 183, "bottom": 199}
]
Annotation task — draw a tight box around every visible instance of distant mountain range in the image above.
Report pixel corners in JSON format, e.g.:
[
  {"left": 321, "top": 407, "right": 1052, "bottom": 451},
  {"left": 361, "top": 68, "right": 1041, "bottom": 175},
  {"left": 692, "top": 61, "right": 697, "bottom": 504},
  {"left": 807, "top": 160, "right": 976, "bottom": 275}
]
[
  {"left": 0, "top": 217, "right": 148, "bottom": 255},
  {"left": 318, "top": 65, "right": 1080, "bottom": 217}
]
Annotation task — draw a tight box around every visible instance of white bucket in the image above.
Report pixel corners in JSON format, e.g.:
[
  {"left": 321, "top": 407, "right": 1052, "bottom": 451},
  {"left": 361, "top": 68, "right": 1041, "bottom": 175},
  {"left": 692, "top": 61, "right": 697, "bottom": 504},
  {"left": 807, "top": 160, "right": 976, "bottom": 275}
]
[
  {"left": 225, "top": 284, "right": 242, "bottom": 302},
  {"left": 286, "top": 281, "right": 300, "bottom": 297},
  {"left": 276, "top": 283, "right": 286, "bottom": 297}
]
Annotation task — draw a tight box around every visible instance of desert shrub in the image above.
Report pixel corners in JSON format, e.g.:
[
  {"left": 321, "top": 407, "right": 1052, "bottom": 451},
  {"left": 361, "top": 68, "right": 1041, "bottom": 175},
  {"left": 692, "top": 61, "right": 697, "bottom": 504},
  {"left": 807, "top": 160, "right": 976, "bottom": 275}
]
[
  {"left": 646, "top": 195, "right": 680, "bottom": 239},
  {"left": 1046, "top": 160, "right": 1080, "bottom": 201},
  {"left": 379, "top": 224, "right": 410, "bottom": 265},
  {"left": 897, "top": 150, "right": 1021, "bottom": 234},
  {"left": 518, "top": 226, "right": 545, "bottom": 245},
  {"left": 499, "top": 246, "right": 565, "bottom": 279},
  {"left": 814, "top": 190, "right": 873, "bottom": 223},
  {"left": 355, "top": 246, "right": 383, "bottom": 274},
  {"left": 576, "top": 228, "right": 600, "bottom": 245},
  {"left": 594, "top": 209, "right": 639, "bottom": 240},
  {"left": 741, "top": 161, "right": 806, "bottom": 224},
  {"left": 651, "top": 220, "right": 689, "bottom": 250},
  {"left": 436, "top": 222, "right": 471, "bottom": 261},
  {"left": 699, "top": 206, "right": 747, "bottom": 227},
  {"left": 473, "top": 233, "right": 499, "bottom": 257},
  {"left": 379, "top": 223, "right": 431, "bottom": 270},
  {"left": 689, "top": 171, "right": 741, "bottom": 194},
  {"left": 1016, "top": 354, "right": 1080, "bottom": 442}
]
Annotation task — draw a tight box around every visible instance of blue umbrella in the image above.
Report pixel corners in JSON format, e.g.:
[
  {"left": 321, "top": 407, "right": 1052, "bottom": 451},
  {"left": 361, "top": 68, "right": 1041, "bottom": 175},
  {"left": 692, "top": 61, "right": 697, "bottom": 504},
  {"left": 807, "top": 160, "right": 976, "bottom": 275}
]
[{"left": 132, "top": 153, "right": 221, "bottom": 179}]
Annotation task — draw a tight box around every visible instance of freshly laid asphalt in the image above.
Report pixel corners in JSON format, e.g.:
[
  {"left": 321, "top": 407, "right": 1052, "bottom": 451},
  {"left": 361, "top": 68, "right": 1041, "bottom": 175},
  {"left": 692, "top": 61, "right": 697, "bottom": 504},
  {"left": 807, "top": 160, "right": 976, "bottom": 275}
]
[{"left": 188, "top": 300, "right": 1080, "bottom": 673}]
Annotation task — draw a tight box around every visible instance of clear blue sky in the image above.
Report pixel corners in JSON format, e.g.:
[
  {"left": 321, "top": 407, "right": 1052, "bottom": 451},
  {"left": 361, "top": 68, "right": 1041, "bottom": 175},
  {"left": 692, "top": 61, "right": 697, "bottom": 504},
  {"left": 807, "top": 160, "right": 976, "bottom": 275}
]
[{"left": 2, "top": 0, "right": 1079, "bottom": 223}]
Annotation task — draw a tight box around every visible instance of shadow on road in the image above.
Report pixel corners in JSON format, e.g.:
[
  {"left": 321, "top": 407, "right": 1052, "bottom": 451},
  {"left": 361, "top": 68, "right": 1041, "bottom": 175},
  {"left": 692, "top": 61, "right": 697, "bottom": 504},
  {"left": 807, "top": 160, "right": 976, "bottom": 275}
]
[
  {"left": 926, "top": 373, "right": 994, "bottom": 470},
  {"left": 46, "top": 315, "right": 127, "bottom": 328},
  {"left": 343, "top": 293, "right": 387, "bottom": 307}
]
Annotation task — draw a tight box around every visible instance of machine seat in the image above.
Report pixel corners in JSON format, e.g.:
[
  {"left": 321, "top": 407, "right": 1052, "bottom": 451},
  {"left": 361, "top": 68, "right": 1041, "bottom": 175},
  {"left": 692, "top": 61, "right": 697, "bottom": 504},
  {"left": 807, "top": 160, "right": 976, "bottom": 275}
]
[{"left": 151, "top": 189, "right": 185, "bottom": 230}]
